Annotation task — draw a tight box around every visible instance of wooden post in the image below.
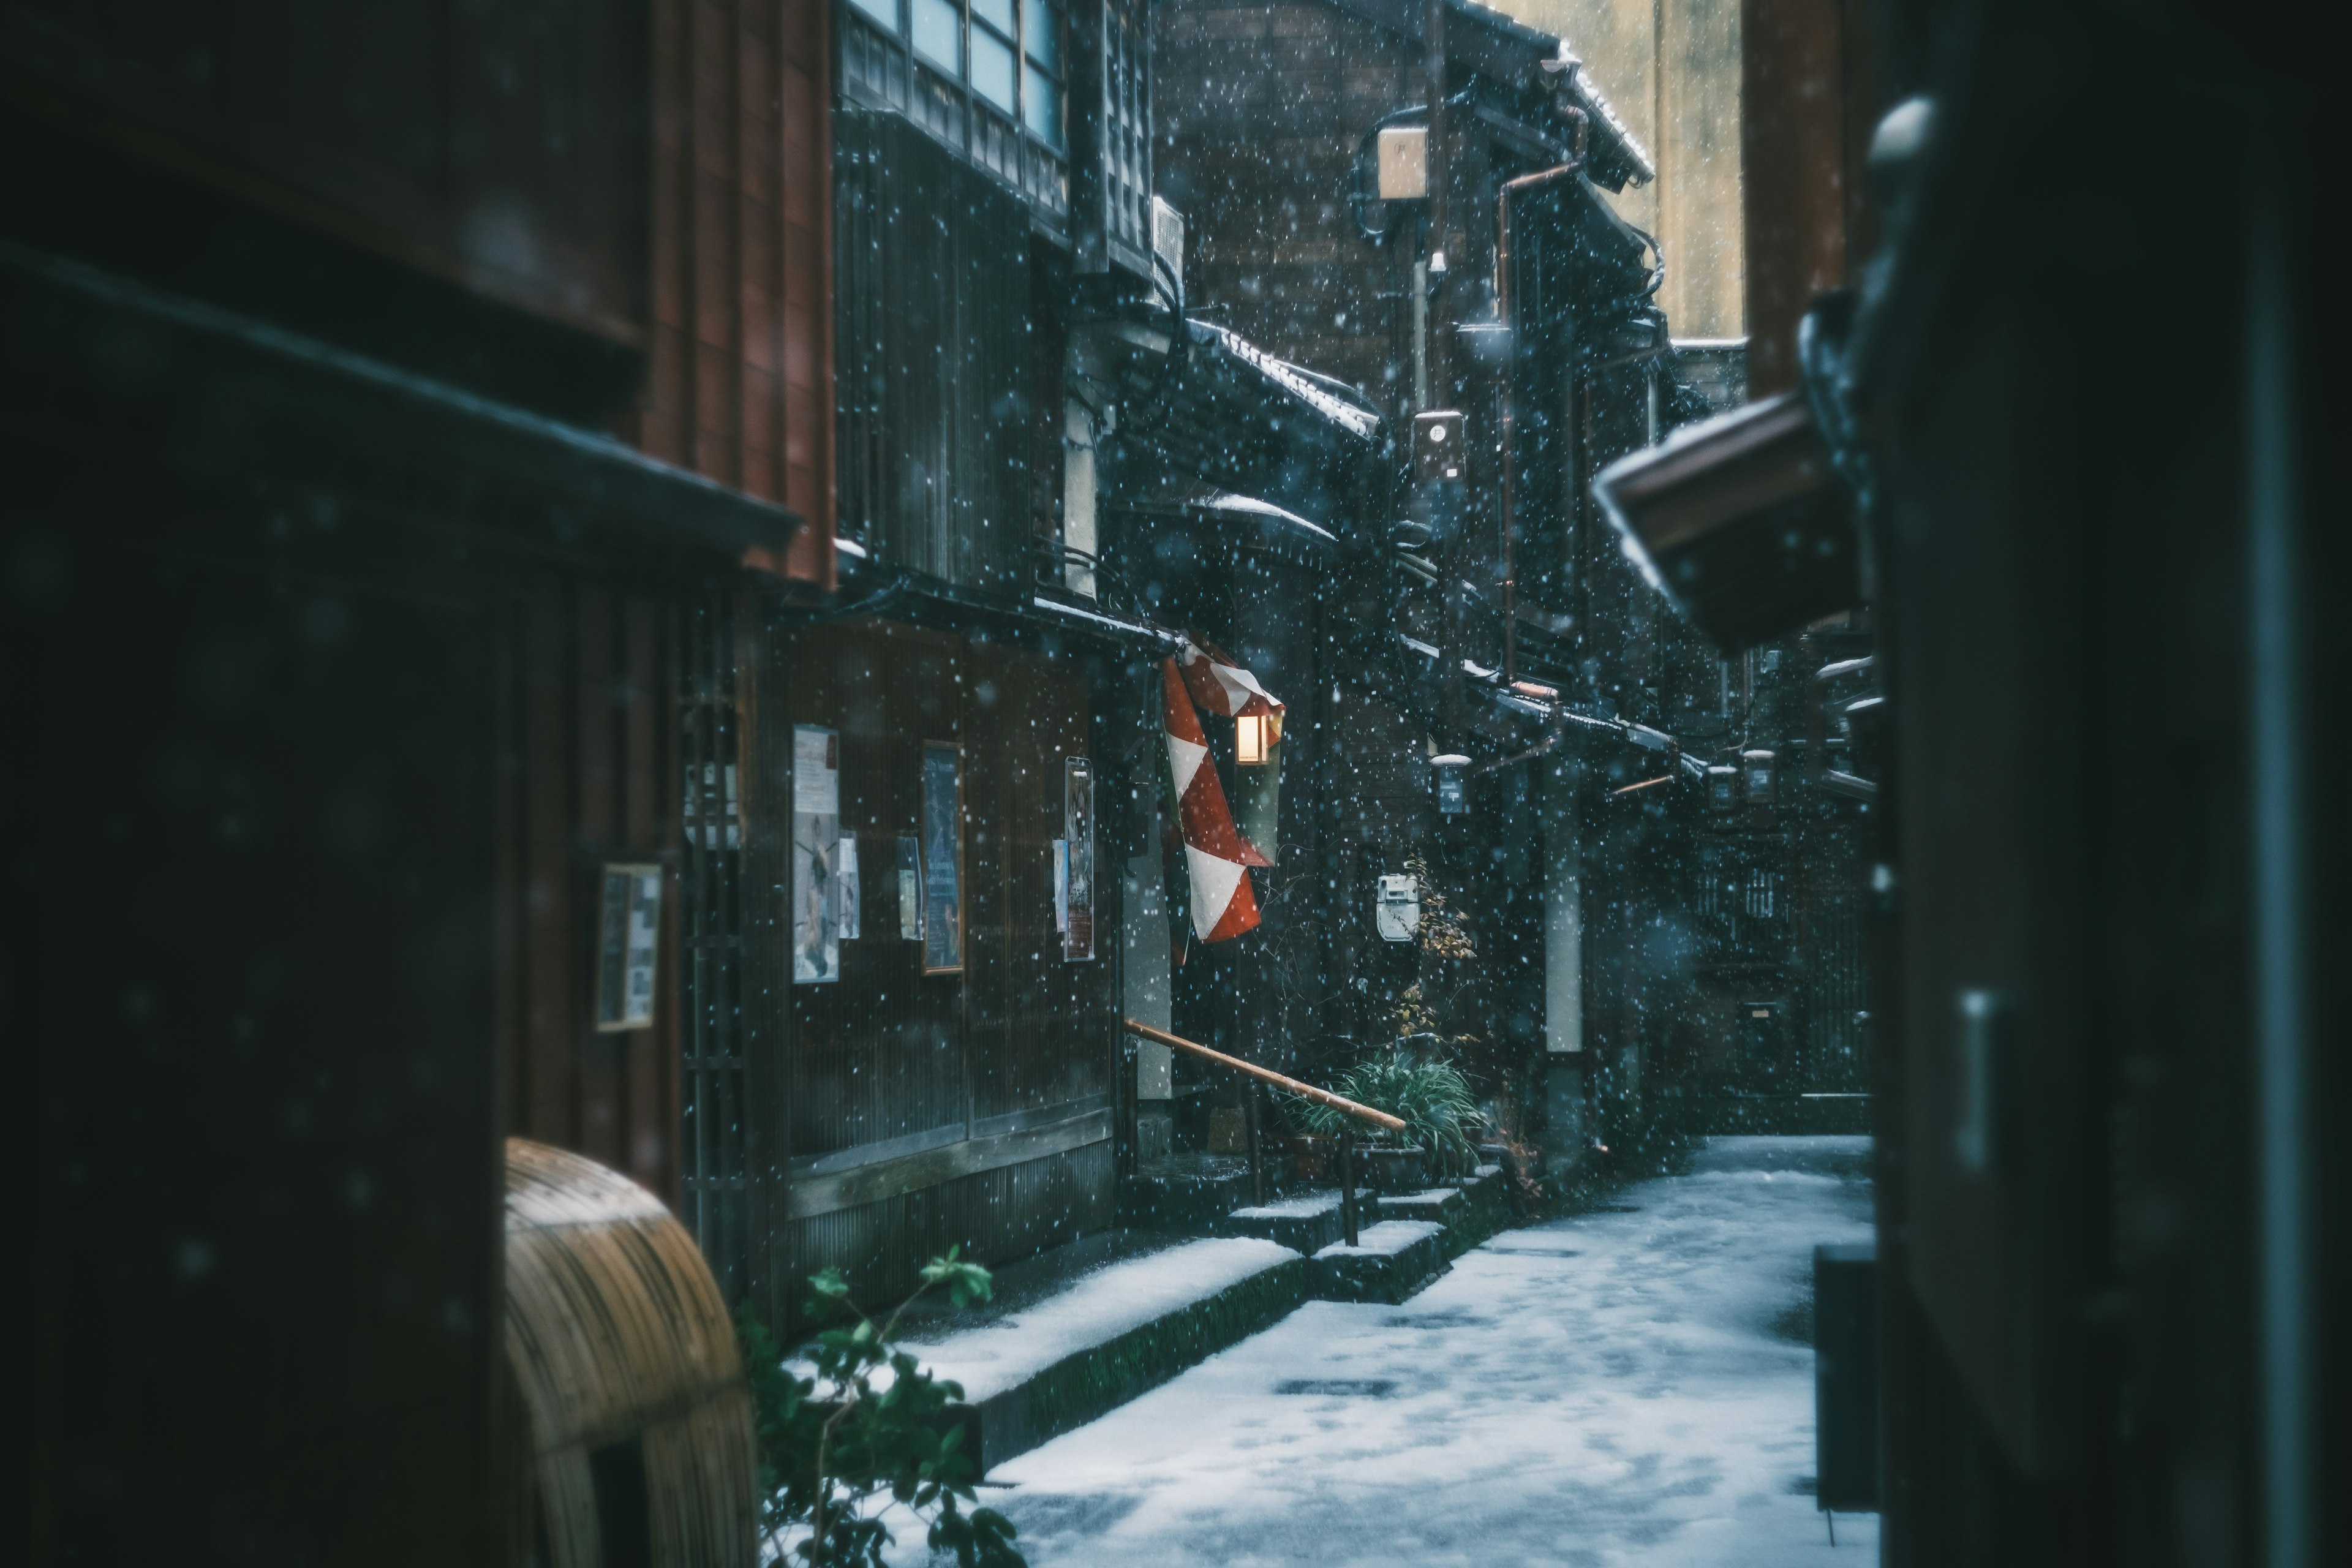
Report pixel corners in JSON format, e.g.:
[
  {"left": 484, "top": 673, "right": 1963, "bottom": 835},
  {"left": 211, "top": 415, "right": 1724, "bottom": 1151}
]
[{"left": 1245, "top": 1082, "right": 1265, "bottom": 1207}]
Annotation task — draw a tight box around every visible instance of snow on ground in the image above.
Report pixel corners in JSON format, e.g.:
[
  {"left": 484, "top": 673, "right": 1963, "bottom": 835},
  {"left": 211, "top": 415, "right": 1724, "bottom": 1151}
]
[
  {"left": 897, "top": 1237, "right": 1297, "bottom": 1403},
  {"left": 978, "top": 1135, "right": 1875, "bottom": 1568}
]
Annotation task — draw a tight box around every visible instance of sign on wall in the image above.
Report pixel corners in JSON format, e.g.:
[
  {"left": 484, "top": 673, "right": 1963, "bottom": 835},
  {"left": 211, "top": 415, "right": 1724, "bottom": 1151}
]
[
  {"left": 1062, "top": 756, "right": 1095, "bottom": 961},
  {"left": 595, "top": 863, "right": 663, "bottom": 1030},
  {"left": 921, "top": 742, "right": 962, "bottom": 972},
  {"left": 793, "top": 725, "right": 842, "bottom": 984}
]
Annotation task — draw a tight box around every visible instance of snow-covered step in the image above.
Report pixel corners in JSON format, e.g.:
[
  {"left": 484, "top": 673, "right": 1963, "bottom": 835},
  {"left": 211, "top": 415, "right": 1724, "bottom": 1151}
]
[
  {"left": 1374, "top": 1186, "right": 1469, "bottom": 1229},
  {"left": 1218, "top": 1188, "right": 1373, "bottom": 1254},
  {"left": 1310, "top": 1219, "right": 1450, "bottom": 1303},
  {"left": 898, "top": 1235, "right": 1307, "bottom": 1472}
]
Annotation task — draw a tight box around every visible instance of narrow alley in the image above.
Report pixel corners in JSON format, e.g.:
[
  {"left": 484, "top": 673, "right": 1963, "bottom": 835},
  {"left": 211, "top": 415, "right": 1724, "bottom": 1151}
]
[
  {"left": 987, "top": 1137, "right": 1873, "bottom": 1567},
  {"left": 18, "top": 5, "right": 2335, "bottom": 1565}
]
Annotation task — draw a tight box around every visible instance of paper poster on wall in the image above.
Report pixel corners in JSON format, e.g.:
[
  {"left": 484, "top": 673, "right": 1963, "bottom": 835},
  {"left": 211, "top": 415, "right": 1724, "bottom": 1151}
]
[
  {"left": 837, "top": 834, "right": 861, "bottom": 940},
  {"left": 1063, "top": 756, "right": 1095, "bottom": 960},
  {"left": 920, "top": 743, "right": 962, "bottom": 972},
  {"left": 792, "top": 725, "right": 841, "bottom": 984},
  {"left": 594, "top": 863, "right": 663, "bottom": 1030},
  {"left": 897, "top": 835, "right": 921, "bottom": 941}
]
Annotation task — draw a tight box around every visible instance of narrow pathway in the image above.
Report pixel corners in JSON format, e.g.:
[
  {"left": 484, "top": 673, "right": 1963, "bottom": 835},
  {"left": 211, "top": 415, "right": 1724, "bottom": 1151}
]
[{"left": 986, "top": 1136, "right": 1875, "bottom": 1567}]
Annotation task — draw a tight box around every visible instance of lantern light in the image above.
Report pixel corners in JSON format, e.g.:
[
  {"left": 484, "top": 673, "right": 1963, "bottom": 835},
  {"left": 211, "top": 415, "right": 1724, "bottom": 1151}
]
[{"left": 1236, "top": 714, "right": 1267, "bottom": 766}]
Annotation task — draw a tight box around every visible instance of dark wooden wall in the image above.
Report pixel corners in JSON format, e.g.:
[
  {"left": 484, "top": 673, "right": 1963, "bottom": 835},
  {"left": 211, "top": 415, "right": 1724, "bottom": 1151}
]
[
  {"left": 494, "top": 579, "right": 685, "bottom": 1203},
  {"left": 1155, "top": 0, "right": 1422, "bottom": 417},
  {"left": 1740, "top": 0, "right": 1874, "bottom": 396},
  {"left": 747, "top": 619, "right": 1120, "bottom": 1322},
  {"left": 834, "top": 110, "right": 1035, "bottom": 592},
  {"left": 639, "top": 0, "right": 837, "bottom": 584},
  {"left": 1, "top": 0, "right": 649, "bottom": 341}
]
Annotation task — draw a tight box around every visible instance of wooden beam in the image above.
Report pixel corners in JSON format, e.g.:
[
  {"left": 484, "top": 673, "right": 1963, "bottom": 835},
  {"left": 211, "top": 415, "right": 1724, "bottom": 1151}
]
[{"left": 1123, "top": 1019, "right": 1409, "bottom": 1134}]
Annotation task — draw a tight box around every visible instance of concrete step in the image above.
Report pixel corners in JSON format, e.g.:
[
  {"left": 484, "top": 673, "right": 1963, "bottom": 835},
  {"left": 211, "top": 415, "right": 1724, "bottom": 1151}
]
[
  {"left": 893, "top": 1234, "right": 1308, "bottom": 1473},
  {"left": 1310, "top": 1219, "right": 1450, "bottom": 1304},
  {"left": 1374, "top": 1186, "right": 1469, "bottom": 1229},
  {"left": 1117, "top": 1152, "right": 1254, "bottom": 1229},
  {"left": 1218, "top": 1188, "right": 1375, "bottom": 1255}
]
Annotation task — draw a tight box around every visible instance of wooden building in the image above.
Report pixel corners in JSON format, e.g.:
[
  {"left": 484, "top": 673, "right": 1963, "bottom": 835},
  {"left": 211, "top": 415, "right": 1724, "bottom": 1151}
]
[
  {"left": 5, "top": 6, "right": 823, "bottom": 1558},
  {"left": 1140, "top": 0, "right": 1873, "bottom": 1167}
]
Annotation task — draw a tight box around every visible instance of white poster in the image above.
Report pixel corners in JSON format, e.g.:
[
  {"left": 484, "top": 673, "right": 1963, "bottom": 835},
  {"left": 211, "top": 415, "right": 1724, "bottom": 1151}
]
[{"left": 792, "top": 725, "right": 840, "bottom": 984}]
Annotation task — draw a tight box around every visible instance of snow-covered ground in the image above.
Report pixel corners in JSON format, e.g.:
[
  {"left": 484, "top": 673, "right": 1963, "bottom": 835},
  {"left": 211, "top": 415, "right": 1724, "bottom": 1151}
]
[
  {"left": 981, "top": 1135, "right": 1876, "bottom": 1568},
  {"left": 897, "top": 1236, "right": 1297, "bottom": 1403}
]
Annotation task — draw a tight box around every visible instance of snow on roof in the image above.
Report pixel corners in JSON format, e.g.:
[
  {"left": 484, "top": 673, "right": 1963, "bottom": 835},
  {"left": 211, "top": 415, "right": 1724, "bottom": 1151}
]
[
  {"left": 1322, "top": 0, "right": 1656, "bottom": 187},
  {"left": 1198, "top": 491, "right": 1340, "bottom": 541},
  {"left": 1192, "top": 322, "right": 1383, "bottom": 442}
]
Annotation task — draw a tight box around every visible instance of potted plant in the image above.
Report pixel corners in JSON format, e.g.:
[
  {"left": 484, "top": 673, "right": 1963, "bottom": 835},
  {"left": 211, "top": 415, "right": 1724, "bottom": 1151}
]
[{"left": 1298, "top": 1042, "right": 1483, "bottom": 1193}]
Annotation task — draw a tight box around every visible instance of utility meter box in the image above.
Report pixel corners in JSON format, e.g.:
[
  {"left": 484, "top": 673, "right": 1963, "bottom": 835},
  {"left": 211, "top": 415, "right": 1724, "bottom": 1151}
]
[
  {"left": 1375, "top": 874, "right": 1421, "bottom": 941},
  {"left": 1376, "top": 126, "right": 1428, "bottom": 200},
  {"left": 1414, "top": 410, "right": 1465, "bottom": 484}
]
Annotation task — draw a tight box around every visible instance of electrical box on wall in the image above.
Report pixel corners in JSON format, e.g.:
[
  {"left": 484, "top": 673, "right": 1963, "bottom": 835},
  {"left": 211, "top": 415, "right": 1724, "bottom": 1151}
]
[
  {"left": 1375, "top": 874, "right": 1420, "bottom": 941},
  {"left": 1376, "top": 125, "right": 1428, "bottom": 200},
  {"left": 1413, "top": 410, "right": 1464, "bottom": 484}
]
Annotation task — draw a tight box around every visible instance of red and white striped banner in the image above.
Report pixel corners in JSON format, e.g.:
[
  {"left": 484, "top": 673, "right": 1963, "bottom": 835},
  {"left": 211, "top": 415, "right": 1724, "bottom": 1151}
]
[
  {"left": 1161, "top": 656, "right": 1266, "bottom": 943},
  {"left": 1177, "top": 633, "right": 1286, "bottom": 723}
]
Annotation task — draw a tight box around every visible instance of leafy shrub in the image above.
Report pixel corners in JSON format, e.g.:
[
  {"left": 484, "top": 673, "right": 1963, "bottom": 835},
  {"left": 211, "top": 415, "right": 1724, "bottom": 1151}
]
[
  {"left": 737, "top": 1250, "right": 1025, "bottom": 1568},
  {"left": 1301, "top": 1046, "right": 1484, "bottom": 1165}
]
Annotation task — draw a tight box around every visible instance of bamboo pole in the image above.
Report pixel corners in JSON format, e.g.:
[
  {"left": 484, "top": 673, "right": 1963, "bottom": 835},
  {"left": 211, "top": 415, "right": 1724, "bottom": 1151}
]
[{"left": 1122, "top": 1018, "right": 1408, "bottom": 1135}]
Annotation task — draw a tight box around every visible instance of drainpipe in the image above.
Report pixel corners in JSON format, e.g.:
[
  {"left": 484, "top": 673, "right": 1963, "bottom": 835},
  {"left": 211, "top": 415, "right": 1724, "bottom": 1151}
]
[
  {"left": 1425, "top": 0, "right": 1450, "bottom": 402},
  {"left": 1493, "top": 107, "right": 1588, "bottom": 685}
]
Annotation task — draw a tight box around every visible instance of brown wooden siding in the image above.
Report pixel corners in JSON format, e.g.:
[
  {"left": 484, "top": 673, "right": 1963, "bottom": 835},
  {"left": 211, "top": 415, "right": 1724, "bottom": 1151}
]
[
  {"left": 642, "top": 0, "right": 839, "bottom": 584},
  {"left": 496, "top": 578, "right": 685, "bottom": 1203}
]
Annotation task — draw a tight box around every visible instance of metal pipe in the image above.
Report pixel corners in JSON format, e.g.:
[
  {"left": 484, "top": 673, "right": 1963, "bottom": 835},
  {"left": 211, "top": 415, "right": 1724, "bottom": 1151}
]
[
  {"left": 1123, "top": 1018, "right": 1408, "bottom": 1134},
  {"left": 1424, "top": 0, "right": 1450, "bottom": 401},
  {"left": 1245, "top": 1084, "right": 1266, "bottom": 1206},
  {"left": 1339, "top": 1130, "right": 1361, "bottom": 1246},
  {"left": 1491, "top": 119, "right": 1586, "bottom": 687}
]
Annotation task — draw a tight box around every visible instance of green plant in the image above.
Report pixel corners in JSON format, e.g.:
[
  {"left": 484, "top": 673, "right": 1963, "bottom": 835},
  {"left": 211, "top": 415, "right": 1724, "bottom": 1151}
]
[
  {"left": 1300, "top": 1045, "right": 1484, "bottom": 1164},
  {"left": 737, "top": 1250, "right": 1024, "bottom": 1568},
  {"left": 1404, "top": 852, "right": 1476, "bottom": 960}
]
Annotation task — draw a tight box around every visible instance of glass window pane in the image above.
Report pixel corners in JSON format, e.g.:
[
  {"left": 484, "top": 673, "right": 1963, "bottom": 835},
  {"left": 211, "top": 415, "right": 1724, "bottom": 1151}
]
[
  {"left": 1023, "top": 61, "right": 1064, "bottom": 145},
  {"left": 971, "top": 28, "right": 1016, "bottom": 111},
  {"left": 848, "top": 0, "right": 899, "bottom": 33},
  {"left": 973, "top": 0, "right": 1014, "bottom": 38},
  {"left": 1023, "top": 0, "right": 1061, "bottom": 74},
  {"left": 911, "top": 0, "right": 962, "bottom": 73}
]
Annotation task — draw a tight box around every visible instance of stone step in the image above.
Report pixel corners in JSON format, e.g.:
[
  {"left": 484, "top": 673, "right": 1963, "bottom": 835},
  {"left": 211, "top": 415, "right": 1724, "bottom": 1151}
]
[
  {"left": 1374, "top": 1186, "right": 1469, "bottom": 1229},
  {"left": 892, "top": 1235, "right": 1308, "bottom": 1474},
  {"left": 1218, "top": 1188, "right": 1375, "bottom": 1255},
  {"left": 1310, "top": 1219, "right": 1450, "bottom": 1304},
  {"left": 1117, "top": 1152, "right": 1254, "bottom": 1229}
]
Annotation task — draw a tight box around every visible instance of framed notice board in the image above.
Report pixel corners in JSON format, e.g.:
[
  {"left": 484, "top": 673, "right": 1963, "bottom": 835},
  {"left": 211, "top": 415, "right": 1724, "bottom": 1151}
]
[{"left": 594, "top": 863, "right": 663, "bottom": 1031}]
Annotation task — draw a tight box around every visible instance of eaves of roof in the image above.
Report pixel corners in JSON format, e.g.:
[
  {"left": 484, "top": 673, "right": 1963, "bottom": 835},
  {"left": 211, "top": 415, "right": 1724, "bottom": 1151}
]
[{"left": 1321, "top": 0, "right": 1656, "bottom": 190}]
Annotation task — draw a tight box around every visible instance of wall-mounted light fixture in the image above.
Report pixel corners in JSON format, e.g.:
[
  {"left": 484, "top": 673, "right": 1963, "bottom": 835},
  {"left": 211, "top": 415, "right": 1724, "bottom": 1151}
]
[
  {"left": 1236, "top": 712, "right": 1268, "bottom": 766},
  {"left": 1432, "top": 752, "right": 1471, "bottom": 815}
]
